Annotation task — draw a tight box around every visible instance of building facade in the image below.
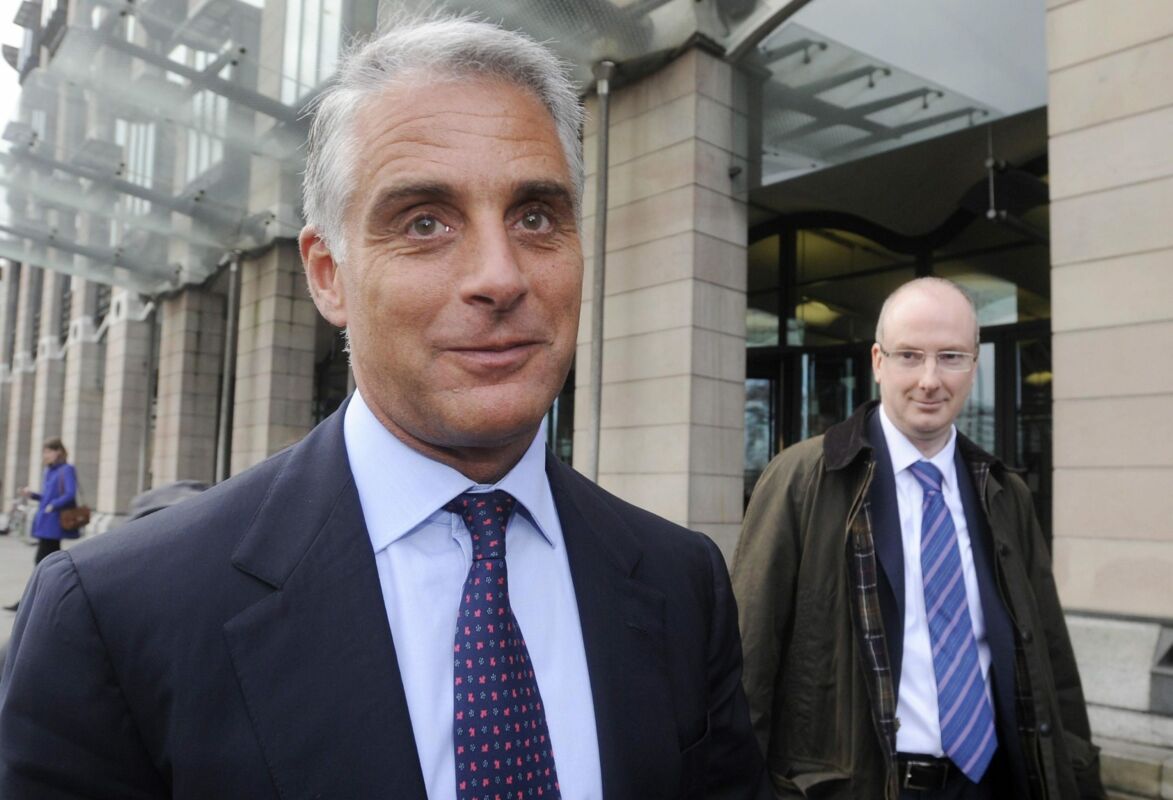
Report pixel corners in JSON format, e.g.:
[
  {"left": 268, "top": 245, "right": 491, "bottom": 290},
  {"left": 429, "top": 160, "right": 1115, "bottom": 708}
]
[{"left": 1, "top": 0, "right": 1170, "bottom": 791}]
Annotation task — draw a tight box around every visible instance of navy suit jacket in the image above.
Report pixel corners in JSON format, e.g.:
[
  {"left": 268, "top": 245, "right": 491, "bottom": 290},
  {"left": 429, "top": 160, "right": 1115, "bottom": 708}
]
[
  {"left": 865, "top": 409, "right": 1027, "bottom": 792},
  {"left": 0, "top": 404, "right": 768, "bottom": 799}
]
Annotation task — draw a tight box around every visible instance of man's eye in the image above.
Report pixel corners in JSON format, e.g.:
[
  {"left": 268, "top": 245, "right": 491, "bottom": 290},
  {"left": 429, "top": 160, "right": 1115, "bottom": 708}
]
[
  {"left": 938, "top": 352, "right": 964, "bottom": 365},
  {"left": 897, "top": 351, "right": 923, "bottom": 364},
  {"left": 408, "top": 216, "right": 448, "bottom": 237},
  {"left": 519, "top": 209, "right": 551, "bottom": 232}
]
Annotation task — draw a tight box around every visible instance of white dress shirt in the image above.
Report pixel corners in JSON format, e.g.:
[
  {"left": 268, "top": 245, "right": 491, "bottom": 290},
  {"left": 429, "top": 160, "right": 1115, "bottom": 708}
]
[
  {"left": 344, "top": 390, "right": 603, "bottom": 799},
  {"left": 878, "top": 406, "right": 994, "bottom": 756}
]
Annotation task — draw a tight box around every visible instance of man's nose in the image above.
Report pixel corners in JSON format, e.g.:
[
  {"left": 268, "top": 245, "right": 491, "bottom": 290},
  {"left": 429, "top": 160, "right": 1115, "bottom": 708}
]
[
  {"left": 462, "top": 223, "right": 527, "bottom": 311},
  {"left": 917, "top": 357, "right": 943, "bottom": 388}
]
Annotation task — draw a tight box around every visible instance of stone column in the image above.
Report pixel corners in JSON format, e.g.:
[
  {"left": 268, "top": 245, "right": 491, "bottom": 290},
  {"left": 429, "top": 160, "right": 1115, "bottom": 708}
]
[
  {"left": 3, "top": 264, "right": 42, "bottom": 500},
  {"left": 60, "top": 277, "right": 105, "bottom": 503},
  {"left": 230, "top": 243, "right": 316, "bottom": 473},
  {"left": 1047, "top": 0, "right": 1173, "bottom": 753},
  {"left": 152, "top": 287, "right": 224, "bottom": 484},
  {"left": 576, "top": 48, "right": 749, "bottom": 561},
  {"left": 27, "top": 270, "right": 68, "bottom": 488},
  {"left": 95, "top": 289, "right": 153, "bottom": 517},
  {"left": 0, "top": 261, "right": 19, "bottom": 497}
]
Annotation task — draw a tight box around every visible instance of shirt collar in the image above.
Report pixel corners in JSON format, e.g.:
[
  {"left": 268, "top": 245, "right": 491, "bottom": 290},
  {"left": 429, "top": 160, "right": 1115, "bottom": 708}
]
[
  {"left": 878, "top": 403, "right": 958, "bottom": 485},
  {"left": 343, "top": 389, "right": 560, "bottom": 553}
]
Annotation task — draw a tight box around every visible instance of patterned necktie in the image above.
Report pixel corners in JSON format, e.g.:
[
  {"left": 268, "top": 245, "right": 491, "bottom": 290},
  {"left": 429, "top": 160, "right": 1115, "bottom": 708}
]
[
  {"left": 445, "top": 490, "right": 561, "bottom": 800},
  {"left": 909, "top": 461, "right": 998, "bottom": 783}
]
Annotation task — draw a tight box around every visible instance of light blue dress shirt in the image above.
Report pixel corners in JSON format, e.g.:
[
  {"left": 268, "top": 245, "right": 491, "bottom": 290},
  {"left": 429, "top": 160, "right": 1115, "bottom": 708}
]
[{"left": 344, "top": 390, "right": 603, "bottom": 800}]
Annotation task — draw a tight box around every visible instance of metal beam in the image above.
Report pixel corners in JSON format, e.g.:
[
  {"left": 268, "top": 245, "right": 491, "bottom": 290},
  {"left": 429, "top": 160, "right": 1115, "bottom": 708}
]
[
  {"left": 776, "top": 88, "right": 943, "bottom": 142},
  {"left": 797, "top": 65, "right": 889, "bottom": 97},
  {"left": 14, "top": 148, "right": 240, "bottom": 232},
  {"left": 824, "top": 106, "right": 989, "bottom": 158},
  {"left": 0, "top": 221, "right": 169, "bottom": 278},
  {"left": 102, "top": 36, "right": 301, "bottom": 126}
]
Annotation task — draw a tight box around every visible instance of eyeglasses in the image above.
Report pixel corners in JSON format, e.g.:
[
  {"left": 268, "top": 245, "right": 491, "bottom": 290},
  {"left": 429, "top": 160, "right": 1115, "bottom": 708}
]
[{"left": 878, "top": 347, "right": 977, "bottom": 372}]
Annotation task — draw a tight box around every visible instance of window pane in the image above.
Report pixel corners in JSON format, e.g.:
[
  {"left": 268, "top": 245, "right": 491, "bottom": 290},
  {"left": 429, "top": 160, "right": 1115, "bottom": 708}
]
[
  {"left": 935, "top": 245, "right": 1051, "bottom": 324},
  {"left": 793, "top": 267, "right": 914, "bottom": 346},
  {"left": 300, "top": 0, "right": 322, "bottom": 92},
  {"left": 747, "top": 236, "right": 781, "bottom": 348},
  {"left": 956, "top": 341, "right": 995, "bottom": 453},
  {"left": 1017, "top": 336, "right": 1052, "bottom": 537},
  {"left": 320, "top": 0, "right": 343, "bottom": 80},
  {"left": 744, "top": 378, "right": 776, "bottom": 506},
  {"left": 282, "top": 0, "right": 305, "bottom": 105},
  {"left": 796, "top": 228, "right": 905, "bottom": 284}
]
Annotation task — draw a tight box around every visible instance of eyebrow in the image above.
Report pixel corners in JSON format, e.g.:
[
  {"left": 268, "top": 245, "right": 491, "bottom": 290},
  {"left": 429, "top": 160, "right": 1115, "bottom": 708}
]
[
  {"left": 364, "top": 179, "right": 578, "bottom": 228},
  {"left": 514, "top": 180, "right": 577, "bottom": 211},
  {"left": 365, "top": 182, "right": 454, "bottom": 228}
]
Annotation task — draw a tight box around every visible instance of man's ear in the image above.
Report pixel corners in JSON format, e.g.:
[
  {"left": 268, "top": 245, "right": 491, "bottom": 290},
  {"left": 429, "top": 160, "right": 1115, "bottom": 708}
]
[{"left": 300, "top": 225, "right": 347, "bottom": 328}]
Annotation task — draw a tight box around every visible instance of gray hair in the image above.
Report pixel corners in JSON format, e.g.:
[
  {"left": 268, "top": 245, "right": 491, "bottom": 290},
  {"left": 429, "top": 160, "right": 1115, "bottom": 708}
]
[
  {"left": 875, "top": 276, "right": 980, "bottom": 347},
  {"left": 302, "top": 12, "right": 585, "bottom": 262}
]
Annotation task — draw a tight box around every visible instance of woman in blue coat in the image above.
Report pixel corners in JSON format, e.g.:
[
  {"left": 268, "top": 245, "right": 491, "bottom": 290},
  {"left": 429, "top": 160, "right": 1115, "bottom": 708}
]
[
  {"left": 4, "top": 439, "right": 80, "bottom": 611},
  {"left": 3, "top": 439, "right": 79, "bottom": 611},
  {"left": 22, "top": 437, "right": 79, "bottom": 562}
]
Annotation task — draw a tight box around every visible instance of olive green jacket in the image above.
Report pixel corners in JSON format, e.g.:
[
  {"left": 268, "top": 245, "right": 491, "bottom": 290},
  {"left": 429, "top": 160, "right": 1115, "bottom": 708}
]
[{"left": 732, "top": 402, "right": 1103, "bottom": 799}]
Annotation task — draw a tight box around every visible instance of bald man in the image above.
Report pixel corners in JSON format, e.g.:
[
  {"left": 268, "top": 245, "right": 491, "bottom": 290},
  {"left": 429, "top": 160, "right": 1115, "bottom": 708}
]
[{"left": 733, "top": 278, "right": 1103, "bottom": 799}]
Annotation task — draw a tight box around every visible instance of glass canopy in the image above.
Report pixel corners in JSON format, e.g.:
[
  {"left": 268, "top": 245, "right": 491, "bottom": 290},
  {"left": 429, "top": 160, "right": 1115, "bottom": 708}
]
[{"left": 1, "top": 0, "right": 1045, "bottom": 294}]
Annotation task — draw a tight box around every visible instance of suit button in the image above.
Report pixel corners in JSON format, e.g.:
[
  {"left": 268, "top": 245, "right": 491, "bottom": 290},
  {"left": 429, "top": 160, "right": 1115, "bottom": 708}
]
[
  {"left": 1039, "top": 721, "right": 1052, "bottom": 736},
  {"left": 1021, "top": 628, "right": 1033, "bottom": 643},
  {"left": 998, "top": 543, "right": 1010, "bottom": 557}
]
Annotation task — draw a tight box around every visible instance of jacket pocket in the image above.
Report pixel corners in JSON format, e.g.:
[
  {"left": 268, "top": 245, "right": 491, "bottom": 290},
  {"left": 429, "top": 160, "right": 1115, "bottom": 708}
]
[
  {"left": 1063, "top": 729, "right": 1104, "bottom": 798},
  {"left": 770, "top": 759, "right": 851, "bottom": 798},
  {"left": 680, "top": 715, "right": 711, "bottom": 756},
  {"left": 676, "top": 717, "right": 711, "bottom": 799},
  {"left": 1062, "top": 730, "right": 1098, "bottom": 770}
]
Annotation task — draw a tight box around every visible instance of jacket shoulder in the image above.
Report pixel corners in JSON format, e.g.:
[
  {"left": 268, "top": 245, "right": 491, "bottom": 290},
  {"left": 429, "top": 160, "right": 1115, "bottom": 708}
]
[
  {"left": 65, "top": 449, "right": 294, "bottom": 598},
  {"left": 548, "top": 457, "right": 717, "bottom": 558},
  {"left": 752, "top": 434, "right": 828, "bottom": 498}
]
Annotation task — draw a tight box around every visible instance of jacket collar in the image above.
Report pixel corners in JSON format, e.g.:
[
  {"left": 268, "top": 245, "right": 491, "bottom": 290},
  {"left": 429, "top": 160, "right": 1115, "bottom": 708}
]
[{"left": 823, "top": 399, "right": 1002, "bottom": 473}]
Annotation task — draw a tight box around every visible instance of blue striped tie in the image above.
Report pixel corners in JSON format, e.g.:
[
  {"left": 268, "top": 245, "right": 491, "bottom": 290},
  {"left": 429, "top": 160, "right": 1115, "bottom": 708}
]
[{"left": 910, "top": 461, "right": 997, "bottom": 783}]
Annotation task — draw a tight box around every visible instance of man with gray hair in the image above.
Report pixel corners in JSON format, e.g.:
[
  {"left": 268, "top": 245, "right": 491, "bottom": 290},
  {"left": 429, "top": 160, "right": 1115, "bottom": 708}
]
[
  {"left": 734, "top": 277, "right": 1103, "bottom": 799},
  {"left": 0, "top": 13, "right": 767, "bottom": 800}
]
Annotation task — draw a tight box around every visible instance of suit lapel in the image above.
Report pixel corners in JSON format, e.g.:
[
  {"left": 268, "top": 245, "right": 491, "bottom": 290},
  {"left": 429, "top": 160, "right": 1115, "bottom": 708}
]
[
  {"left": 954, "top": 452, "right": 1028, "bottom": 793},
  {"left": 224, "top": 407, "right": 427, "bottom": 800},
  {"left": 866, "top": 410, "right": 907, "bottom": 690},
  {"left": 546, "top": 455, "right": 679, "bottom": 800}
]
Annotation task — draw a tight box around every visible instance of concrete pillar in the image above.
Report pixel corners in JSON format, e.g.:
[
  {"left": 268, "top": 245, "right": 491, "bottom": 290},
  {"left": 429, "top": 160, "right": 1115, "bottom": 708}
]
[
  {"left": 1048, "top": 0, "right": 1173, "bottom": 622},
  {"left": 27, "top": 270, "right": 68, "bottom": 488},
  {"left": 1047, "top": 0, "right": 1173, "bottom": 752},
  {"left": 0, "top": 261, "right": 19, "bottom": 497},
  {"left": 60, "top": 277, "right": 105, "bottom": 502},
  {"left": 152, "top": 287, "right": 224, "bottom": 484},
  {"left": 576, "top": 48, "right": 749, "bottom": 561},
  {"left": 3, "top": 265, "right": 42, "bottom": 499},
  {"left": 230, "top": 243, "right": 316, "bottom": 473},
  {"left": 95, "top": 289, "right": 153, "bottom": 516}
]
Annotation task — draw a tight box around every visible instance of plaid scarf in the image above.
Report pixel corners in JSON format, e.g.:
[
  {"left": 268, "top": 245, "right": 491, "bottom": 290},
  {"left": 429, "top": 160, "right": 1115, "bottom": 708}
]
[{"left": 846, "top": 460, "right": 900, "bottom": 799}]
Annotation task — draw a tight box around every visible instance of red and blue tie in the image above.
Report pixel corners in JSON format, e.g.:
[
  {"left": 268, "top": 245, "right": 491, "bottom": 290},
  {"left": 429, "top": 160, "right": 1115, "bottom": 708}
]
[
  {"left": 910, "top": 461, "right": 998, "bottom": 783},
  {"left": 445, "top": 490, "right": 561, "bottom": 800}
]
